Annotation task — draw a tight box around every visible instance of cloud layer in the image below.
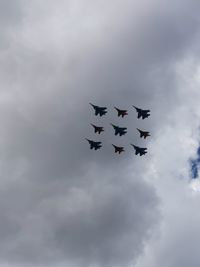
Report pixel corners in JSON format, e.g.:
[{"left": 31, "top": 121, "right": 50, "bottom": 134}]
[{"left": 1, "top": 0, "right": 200, "bottom": 267}]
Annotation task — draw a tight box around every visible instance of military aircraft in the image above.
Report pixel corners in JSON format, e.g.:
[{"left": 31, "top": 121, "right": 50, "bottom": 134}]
[
  {"left": 130, "top": 144, "right": 147, "bottom": 156},
  {"left": 137, "top": 128, "right": 150, "bottom": 139},
  {"left": 133, "top": 106, "right": 150, "bottom": 119},
  {"left": 110, "top": 123, "right": 127, "bottom": 136},
  {"left": 85, "top": 139, "right": 102, "bottom": 150},
  {"left": 89, "top": 103, "right": 107, "bottom": 116},
  {"left": 114, "top": 107, "right": 128, "bottom": 118},
  {"left": 112, "top": 144, "right": 125, "bottom": 154},
  {"left": 90, "top": 124, "right": 104, "bottom": 134}
]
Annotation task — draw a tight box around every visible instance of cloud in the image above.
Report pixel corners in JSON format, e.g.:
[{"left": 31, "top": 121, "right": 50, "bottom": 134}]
[
  {"left": 1, "top": 0, "right": 200, "bottom": 267},
  {"left": 135, "top": 57, "right": 200, "bottom": 267},
  {"left": 0, "top": 1, "right": 161, "bottom": 266}
]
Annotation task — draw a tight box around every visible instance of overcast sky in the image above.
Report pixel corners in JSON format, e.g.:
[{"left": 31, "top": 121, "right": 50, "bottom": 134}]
[{"left": 1, "top": 0, "right": 200, "bottom": 266}]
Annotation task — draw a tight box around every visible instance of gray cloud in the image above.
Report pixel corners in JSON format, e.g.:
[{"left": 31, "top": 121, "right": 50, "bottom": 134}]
[
  {"left": 0, "top": 0, "right": 24, "bottom": 50},
  {"left": 0, "top": 0, "right": 200, "bottom": 267}
]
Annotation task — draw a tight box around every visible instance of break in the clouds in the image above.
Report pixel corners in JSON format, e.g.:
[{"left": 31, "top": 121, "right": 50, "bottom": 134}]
[
  {"left": 1, "top": 0, "right": 200, "bottom": 267},
  {"left": 190, "top": 146, "right": 200, "bottom": 178}
]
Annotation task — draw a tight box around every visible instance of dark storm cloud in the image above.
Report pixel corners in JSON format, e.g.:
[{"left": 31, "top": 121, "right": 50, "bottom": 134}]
[{"left": 0, "top": 0, "right": 200, "bottom": 267}]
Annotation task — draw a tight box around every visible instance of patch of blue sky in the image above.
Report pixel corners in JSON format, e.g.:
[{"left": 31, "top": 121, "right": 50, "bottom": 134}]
[{"left": 190, "top": 146, "right": 200, "bottom": 179}]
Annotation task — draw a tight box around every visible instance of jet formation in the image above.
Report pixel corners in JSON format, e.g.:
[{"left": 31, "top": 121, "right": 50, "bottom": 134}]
[{"left": 86, "top": 103, "right": 151, "bottom": 156}]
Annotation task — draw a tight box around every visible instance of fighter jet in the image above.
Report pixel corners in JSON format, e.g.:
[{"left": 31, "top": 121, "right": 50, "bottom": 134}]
[
  {"left": 85, "top": 139, "right": 102, "bottom": 150},
  {"left": 110, "top": 123, "right": 127, "bottom": 136},
  {"left": 112, "top": 144, "right": 125, "bottom": 154},
  {"left": 90, "top": 124, "right": 104, "bottom": 134},
  {"left": 114, "top": 107, "right": 128, "bottom": 118},
  {"left": 137, "top": 128, "right": 150, "bottom": 139},
  {"left": 89, "top": 103, "right": 107, "bottom": 116},
  {"left": 133, "top": 106, "right": 150, "bottom": 119},
  {"left": 130, "top": 144, "right": 147, "bottom": 156}
]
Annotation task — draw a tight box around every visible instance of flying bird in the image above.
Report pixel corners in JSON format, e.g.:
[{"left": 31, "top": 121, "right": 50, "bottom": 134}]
[
  {"left": 110, "top": 123, "right": 127, "bottom": 136},
  {"left": 112, "top": 144, "right": 125, "bottom": 154},
  {"left": 85, "top": 139, "right": 102, "bottom": 150},
  {"left": 90, "top": 124, "right": 104, "bottom": 134},
  {"left": 89, "top": 103, "right": 107, "bottom": 116},
  {"left": 130, "top": 144, "right": 147, "bottom": 156},
  {"left": 136, "top": 128, "right": 150, "bottom": 139},
  {"left": 133, "top": 106, "right": 150, "bottom": 119},
  {"left": 114, "top": 107, "right": 128, "bottom": 118}
]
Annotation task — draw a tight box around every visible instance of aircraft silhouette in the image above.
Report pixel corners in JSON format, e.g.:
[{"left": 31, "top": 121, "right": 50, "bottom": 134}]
[
  {"left": 110, "top": 123, "right": 127, "bottom": 136},
  {"left": 90, "top": 103, "right": 107, "bottom": 116},
  {"left": 112, "top": 144, "right": 125, "bottom": 154},
  {"left": 133, "top": 106, "right": 150, "bottom": 119},
  {"left": 85, "top": 139, "right": 102, "bottom": 150},
  {"left": 114, "top": 107, "right": 128, "bottom": 118},
  {"left": 130, "top": 144, "right": 147, "bottom": 156},
  {"left": 137, "top": 128, "right": 150, "bottom": 139},
  {"left": 90, "top": 124, "right": 104, "bottom": 134}
]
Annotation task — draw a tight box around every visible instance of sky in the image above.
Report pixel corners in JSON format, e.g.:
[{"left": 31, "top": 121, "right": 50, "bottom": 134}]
[{"left": 1, "top": 0, "right": 200, "bottom": 266}]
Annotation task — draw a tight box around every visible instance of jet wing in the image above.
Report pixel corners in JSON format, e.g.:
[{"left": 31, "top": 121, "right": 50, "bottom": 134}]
[
  {"left": 142, "top": 114, "right": 150, "bottom": 119},
  {"left": 99, "top": 111, "right": 107, "bottom": 116},
  {"left": 133, "top": 106, "right": 141, "bottom": 112},
  {"left": 139, "top": 151, "right": 147, "bottom": 156},
  {"left": 119, "top": 132, "right": 126, "bottom": 136},
  {"left": 89, "top": 103, "right": 96, "bottom": 108},
  {"left": 95, "top": 146, "right": 101, "bottom": 150}
]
